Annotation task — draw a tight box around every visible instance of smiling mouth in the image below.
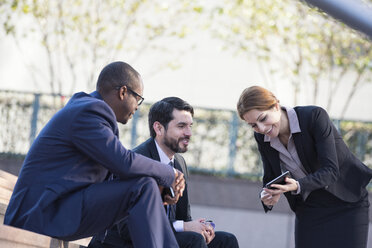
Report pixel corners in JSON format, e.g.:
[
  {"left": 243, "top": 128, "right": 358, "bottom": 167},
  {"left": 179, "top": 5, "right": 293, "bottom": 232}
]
[
  {"left": 265, "top": 126, "right": 273, "bottom": 135},
  {"left": 180, "top": 138, "right": 190, "bottom": 145}
]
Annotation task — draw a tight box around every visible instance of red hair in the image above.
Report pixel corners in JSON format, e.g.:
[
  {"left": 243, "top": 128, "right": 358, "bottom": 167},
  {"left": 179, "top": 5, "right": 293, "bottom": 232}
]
[{"left": 237, "top": 86, "right": 278, "bottom": 120}]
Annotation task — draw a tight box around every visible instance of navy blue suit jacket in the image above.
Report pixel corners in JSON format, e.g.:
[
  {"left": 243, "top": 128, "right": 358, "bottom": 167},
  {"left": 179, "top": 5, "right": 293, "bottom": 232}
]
[
  {"left": 255, "top": 106, "right": 372, "bottom": 212},
  {"left": 4, "top": 91, "right": 175, "bottom": 237}
]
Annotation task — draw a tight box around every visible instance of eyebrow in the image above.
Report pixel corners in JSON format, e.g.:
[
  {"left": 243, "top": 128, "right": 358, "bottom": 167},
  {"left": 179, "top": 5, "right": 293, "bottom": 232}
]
[
  {"left": 177, "top": 121, "right": 193, "bottom": 125},
  {"left": 248, "top": 113, "right": 265, "bottom": 125},
  {"left": 256, "top": 113, "right": 265, "bottom": 121}
]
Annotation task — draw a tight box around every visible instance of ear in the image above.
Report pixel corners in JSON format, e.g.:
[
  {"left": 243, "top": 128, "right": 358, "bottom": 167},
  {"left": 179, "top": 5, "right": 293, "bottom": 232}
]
[
  {"left": 117, "top": 86, "right": 128, "bottom": 101},
  {"left": 153, "top": 121, "right": 164, "bottom": 137},
  {"left": 274, "top": 102, "right": 280, "bottom": 111}
]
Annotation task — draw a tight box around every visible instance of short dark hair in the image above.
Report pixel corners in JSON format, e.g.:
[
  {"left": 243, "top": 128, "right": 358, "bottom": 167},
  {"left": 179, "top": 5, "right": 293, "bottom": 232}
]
[
  {"left": 96, "top": 61, "right": 140, "bottom": 94},
  {"left": 149, "top": 97, "right": 194, "bottom": 138}
]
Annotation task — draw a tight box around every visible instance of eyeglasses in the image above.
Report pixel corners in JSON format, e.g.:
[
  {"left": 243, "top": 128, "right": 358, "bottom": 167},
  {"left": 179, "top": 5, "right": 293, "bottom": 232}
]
[{"left": 115, "top": 86, "right": 144, "bottom": 106}]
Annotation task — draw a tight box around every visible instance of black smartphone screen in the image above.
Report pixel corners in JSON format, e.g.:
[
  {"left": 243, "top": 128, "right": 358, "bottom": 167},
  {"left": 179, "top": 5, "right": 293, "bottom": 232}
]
[{"left": 265, "top": 171, "right": 291, "bottom": 189}]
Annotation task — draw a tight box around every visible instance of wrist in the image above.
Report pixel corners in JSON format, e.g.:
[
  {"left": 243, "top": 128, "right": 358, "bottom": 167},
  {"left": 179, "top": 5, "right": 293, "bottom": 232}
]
[{"left": 291, "top": 181, "right": 301, "bottom": 195}]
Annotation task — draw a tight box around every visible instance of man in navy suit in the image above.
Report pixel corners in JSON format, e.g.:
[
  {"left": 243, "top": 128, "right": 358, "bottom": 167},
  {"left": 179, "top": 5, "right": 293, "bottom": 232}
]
[
  {"left": 4, "top": 61, "right": 184, "bottom": 248},
  {"left": 89, "top": 97, "right": 239, "bottom": 248}
]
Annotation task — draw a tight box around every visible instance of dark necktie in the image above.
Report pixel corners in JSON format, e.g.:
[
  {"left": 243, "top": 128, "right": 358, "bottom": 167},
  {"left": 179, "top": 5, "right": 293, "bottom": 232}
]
[{"left": 167, "top": 161, "right": 176, "bottom": 220}]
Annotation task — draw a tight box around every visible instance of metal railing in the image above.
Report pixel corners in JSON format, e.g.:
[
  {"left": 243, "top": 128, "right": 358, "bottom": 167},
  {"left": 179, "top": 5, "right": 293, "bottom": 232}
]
[{"left": 1, "top": 90, "right": 371, "bottom": 182}]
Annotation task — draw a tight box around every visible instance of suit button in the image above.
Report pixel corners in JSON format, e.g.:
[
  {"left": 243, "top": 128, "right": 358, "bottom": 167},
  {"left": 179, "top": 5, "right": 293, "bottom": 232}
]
[{"left": 325, "top": 185, "right": 329, "bottom": 189}]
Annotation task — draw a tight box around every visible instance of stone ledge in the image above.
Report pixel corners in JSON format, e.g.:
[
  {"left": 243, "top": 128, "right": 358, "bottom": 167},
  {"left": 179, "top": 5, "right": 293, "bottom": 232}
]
[{"left": 0, "top": 169, "right": 91, "bottom": 248}]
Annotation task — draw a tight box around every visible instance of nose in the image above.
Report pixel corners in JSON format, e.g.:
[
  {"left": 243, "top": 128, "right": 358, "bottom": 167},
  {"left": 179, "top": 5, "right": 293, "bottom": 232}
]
[
  {"left": 184, "top": 126, "right": 192, "bottom": 137},
  {"left": 255, "top": 123, "right": 266, "bottom": 134}
]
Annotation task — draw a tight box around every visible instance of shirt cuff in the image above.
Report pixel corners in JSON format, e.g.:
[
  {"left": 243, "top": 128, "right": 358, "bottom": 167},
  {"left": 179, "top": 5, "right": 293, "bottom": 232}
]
[
  {"left": 291, "top": 181, "right": 301, "bottom": 195},
  {"left": 173, "top": 220, "right": 184, "bottom": 232}
]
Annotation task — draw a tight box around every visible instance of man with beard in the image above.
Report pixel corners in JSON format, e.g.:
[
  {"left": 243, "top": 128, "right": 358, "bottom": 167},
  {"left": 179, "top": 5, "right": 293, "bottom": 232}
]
[{"left": 89, "top": 97, "right": 239, "bottom": 248}]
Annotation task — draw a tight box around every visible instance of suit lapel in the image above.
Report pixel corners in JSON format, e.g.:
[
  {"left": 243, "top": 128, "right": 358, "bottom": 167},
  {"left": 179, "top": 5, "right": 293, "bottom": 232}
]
[
  {"left": 148, "top": 138, "right": 161, "bottom": 162},
  {"left": 266, "top": 143, "right": 282, "bottom": 176},
  {"left": 173, "top": 158, "right": 182, "bottom": 172},
  {"left": 147, "top": 139, "right": 174, "bottom": 218},
  {"left": 259, "top": 137, "right": 281, "bottom": 176},
  {"left": 292, "top": 133, "right": 312, "bottom": 173}
]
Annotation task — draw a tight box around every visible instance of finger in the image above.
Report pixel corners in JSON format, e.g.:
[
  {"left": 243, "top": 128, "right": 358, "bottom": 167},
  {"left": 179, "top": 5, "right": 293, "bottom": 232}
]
[
  {"left": 176, "top": 183, "right": 185, "bottom": 196},
  {"left": 263, "top": 188, "right": 276, "bottom": 194},
  {"left": 263, "top": 197, "right": 274, "bottom": 204},
  {"left": 179, "top": 183, "right": 185, "bottom": 194},
  {"left": 200, "top": 230, "right": 208, "bottom": 241},
  {"left": 176, "top": 170, "right": 184, "bottom": 179},
  {"left": 164, "top": 195, "right": 172, "bottom": 201},
  {"left": 205, "top": 224, "right": 213, "bottom": 232},
  {"left": 175, "top": 181, "right": 181, "bottom": 191},
  {"left": 164, "top": 195, "right": 176, "bottom": 204},
  {"left": 205, "top": 231, "right": 212, "bottom": 244},
  {"left": 266, "top": 186, "right": 283, "bottom": 193},
  {"left": 175, "top": 177, "right": 184, "bottom": 187},
  {"left": 262, "top": 193, "right": 272, "bottom": 199}
]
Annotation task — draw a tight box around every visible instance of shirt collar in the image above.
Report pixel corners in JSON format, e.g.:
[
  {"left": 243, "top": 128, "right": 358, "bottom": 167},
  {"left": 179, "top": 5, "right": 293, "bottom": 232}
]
[
  {"left": 154, "top": 140, "right": 174, "bottom": 164},
  {"left": 264, "top": 106, "right": 301, "bottom": 142}
]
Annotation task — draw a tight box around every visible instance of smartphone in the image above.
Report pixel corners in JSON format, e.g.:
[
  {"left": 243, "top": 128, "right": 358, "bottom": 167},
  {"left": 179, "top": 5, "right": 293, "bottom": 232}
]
[
  {"left": 162, "top": 187, "right": 175, "bottom": 198},
  {"left": 205, "top": 220, "right": 215, "bottom": 229},
  {"left": 265, "top": 171, "right": 291, "bottom": 189}
]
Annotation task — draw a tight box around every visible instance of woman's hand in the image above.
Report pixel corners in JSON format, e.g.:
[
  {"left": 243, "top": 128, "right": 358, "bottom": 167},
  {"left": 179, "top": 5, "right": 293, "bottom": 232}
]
[
  {"left": 261, "top": 177, "right": 298, "bottom": 206},
  {"left": 261, "top": 189, "right": 281, "bottom": 206},
  {"left": 269, "top": 177, "right": 298, "bottom": 193}
]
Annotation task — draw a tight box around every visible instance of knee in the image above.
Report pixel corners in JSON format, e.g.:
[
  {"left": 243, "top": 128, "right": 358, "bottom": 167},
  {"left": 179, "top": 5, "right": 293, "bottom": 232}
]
[
  {"left": 217, "top": 232, "right": 239, "bottom": 246},
  {"left": 190, "top": 232, "right": 206, "bottom": 245},
  {"left": 133, "top": 177, "right": 160, "bottom": 198},
  {"left": 224, "top": 233, "right": 238, "bottom": 246},
  {"left": 140, "top": 177, "right": 158, "bottom": 191}
]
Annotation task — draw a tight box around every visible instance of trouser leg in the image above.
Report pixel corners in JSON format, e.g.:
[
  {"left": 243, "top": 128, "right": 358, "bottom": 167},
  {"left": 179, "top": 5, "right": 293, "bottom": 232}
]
[
  {"left": 208, "top": 231, "right": 239, "bottom": 248},
  {"left": 61, "top": 177, "right": 178, "bottom": 248},
  {"left": 175, "top": 231, "right": 207, "bottom": 248},
  {"left": 126, "top": 178, "right": 178, "bottom": 248}
]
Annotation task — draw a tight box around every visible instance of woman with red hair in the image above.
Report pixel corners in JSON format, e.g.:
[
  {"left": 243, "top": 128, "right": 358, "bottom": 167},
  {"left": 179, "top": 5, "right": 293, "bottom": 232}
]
[{"left": 237, "top": 85, "right": 372, "bottom": 248}]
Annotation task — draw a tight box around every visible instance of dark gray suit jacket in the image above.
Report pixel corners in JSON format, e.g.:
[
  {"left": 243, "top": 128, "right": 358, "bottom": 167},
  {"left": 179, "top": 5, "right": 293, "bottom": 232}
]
[
  {"left": 133, "top": 137, "right": 192, "bottom": 223},
  {"left": 255, "top": 106, "right": 372, "bottom": 212},
  {"left": 109, "top": 138, "right": 191, "bottom": 245}
]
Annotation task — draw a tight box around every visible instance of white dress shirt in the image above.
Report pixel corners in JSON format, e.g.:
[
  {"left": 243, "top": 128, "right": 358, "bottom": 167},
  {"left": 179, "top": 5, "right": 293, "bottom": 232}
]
[{"left": 155, "top": 140, "right": 184, "bottom": 232}]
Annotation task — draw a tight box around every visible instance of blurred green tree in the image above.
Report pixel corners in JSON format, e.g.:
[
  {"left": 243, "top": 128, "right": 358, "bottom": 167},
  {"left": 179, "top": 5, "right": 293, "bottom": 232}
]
[
  {"left": 0, "top": 0, "right": 203, "bottom": 95},
  {"left": 211, "top": 0, "right": 372, "bottom": 119}
]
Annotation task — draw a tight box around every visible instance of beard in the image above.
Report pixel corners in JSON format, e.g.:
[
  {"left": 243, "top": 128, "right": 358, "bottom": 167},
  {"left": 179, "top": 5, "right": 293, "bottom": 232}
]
[{"left": 163, "top": 134, "right": 190, "bottom": 154}]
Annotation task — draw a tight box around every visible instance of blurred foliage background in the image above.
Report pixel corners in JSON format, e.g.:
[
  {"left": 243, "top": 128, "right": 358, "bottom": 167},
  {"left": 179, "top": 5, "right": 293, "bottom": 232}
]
[
  {"left": 0, "top": 0, "right": 371, "bottom": 182},
  {"left": 0, "top": 91, "right": 371, "bottom": 183}
]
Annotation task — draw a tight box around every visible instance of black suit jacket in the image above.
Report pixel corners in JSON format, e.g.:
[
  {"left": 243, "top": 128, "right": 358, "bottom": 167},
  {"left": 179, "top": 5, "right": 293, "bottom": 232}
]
[
  {"left": 255, "top": 106, "right": 372, "bottom": 212},
  {"left": 133, "top": 138, "right": 192, "bottom": 223}
]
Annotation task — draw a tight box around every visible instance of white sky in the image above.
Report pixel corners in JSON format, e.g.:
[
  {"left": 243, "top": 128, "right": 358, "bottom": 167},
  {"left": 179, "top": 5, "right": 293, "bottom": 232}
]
[{"left": 1, "top": 25, "right": 372, "bottom": 122}]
